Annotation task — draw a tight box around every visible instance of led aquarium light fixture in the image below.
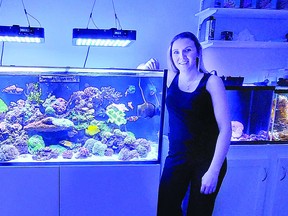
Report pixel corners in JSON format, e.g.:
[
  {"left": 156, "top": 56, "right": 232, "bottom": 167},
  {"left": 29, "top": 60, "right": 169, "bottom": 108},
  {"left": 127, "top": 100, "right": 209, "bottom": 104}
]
[
  {"left": 0, "top": 25, "right": 45, "bottom": 43},
  {"left": 72, "top": 28, "right": 136, "bottom": 47}
]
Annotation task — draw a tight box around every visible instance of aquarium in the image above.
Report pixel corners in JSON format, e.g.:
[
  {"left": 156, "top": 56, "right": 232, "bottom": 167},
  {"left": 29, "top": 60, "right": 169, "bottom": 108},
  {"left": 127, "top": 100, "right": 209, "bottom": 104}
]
[
  {"left": 227, "top": 86, "right": 274, "bottom": 142},
  {"left": 0, "top": 66, "right": 167, "bottom": 164},
  {"left": 270, "top": 88, "right": 288, "bottom": 141}
]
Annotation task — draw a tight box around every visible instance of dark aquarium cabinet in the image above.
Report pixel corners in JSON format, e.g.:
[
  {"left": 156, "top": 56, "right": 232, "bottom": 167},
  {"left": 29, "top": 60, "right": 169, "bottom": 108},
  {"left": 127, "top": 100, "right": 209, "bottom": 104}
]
[
  {"left": 226, "top": 86, "right": 275, "bottom": 142},
  {"left": 0, "top": 66, "right": 167, "bottom": 164}
]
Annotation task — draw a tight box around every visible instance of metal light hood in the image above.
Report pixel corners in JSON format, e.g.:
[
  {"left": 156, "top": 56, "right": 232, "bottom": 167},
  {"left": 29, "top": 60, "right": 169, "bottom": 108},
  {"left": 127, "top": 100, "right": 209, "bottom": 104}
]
[
  {"left": 72, "top": 28, "right": 136, "bottom": 47},
  {"left": 0, "top": 25, "right": 45, "bottom": 43}
]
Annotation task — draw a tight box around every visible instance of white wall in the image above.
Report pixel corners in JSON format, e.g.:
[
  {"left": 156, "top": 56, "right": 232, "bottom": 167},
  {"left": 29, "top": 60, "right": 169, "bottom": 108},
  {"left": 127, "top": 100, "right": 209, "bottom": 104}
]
[
  {"left": 203, "top": 47, "right": 288, "bottom": 84},
  {"left": 0, "top": 0, "right": 287, "bottom": 83},
  {"left": 0, "top": 0, "right": 199, "bottom": 68}
]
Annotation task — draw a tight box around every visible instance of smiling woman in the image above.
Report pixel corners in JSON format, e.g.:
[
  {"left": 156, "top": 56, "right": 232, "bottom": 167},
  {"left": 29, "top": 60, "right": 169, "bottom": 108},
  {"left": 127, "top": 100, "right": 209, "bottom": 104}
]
[{"left": 143, "top": 32, "right": 232, "bottom": 216}]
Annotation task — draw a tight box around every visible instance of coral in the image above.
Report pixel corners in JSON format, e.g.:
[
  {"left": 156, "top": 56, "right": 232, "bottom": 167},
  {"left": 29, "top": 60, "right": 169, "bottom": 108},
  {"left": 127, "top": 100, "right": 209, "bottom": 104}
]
[
  {"left": 24, "top": 117, "right": 74, "bottom": 132},
  {"left": 107, "top": 103, "right": 129, "bottom": 112},
  {"left": 100, "top": 86, "right": 122, "bottom": 104},
  {"left": 113, "top": 129, "right": 127, "bottom": 137},
  {"left": 25, "top": 82, "right": 43, "bottom": 104},
  {"left": 124, "top": 136, "right": 136, "bottom": 145},
  {"left": 83, "top": 138, "right": 97, "bottom": 152},
  {"left": 104, "top": 135, "right": 125, "bottom": 153},
  {"left": 62, "top": 150, "right": 73, "bottom": 159},
  {"left": 32, "top": 147, "right": 59, "bottom": 161},
  {"left": 75, "top": 147, "right": 91, "bottom": 159},
  {"left": 0, "top": 144, "right": 19, "bottom": 161},
  {"left": 231, "top": 121, "right": 244, "bottom": 139},
  {"left": 45, "top": 106, "right": 56, "bottom": 116},
  {"left": 101, "top": 131, "right": 113, "bottom": 139},
  {"left": 0, "top": 98, "right": 8, "bottom": 113},
  {"left": 135, "top": 138, "right": 152, "bottom": 152},
  {"left": 136, "top": 145, "right": 148, "bottom": 158},
  {"left": 14, "top": 136, "right": 29, "bottom": 154},
  {"left": 106, "top": 107, "right": 127, "bottom": 126},
  {"left": 2, "top": 85, "right": 23, "bottom": 94},
  {"left": 118, "top": 148, "right": 139, "bottom": 161},
  {"left": 105, "top": 148, "right": 114, "bottom": 157},
  {"left": 49, "top": 145, "right": 67, "bottom": 154},
  {"left": 43, "top": 95, "right": 67, "bottom": 115},
  {"left": 27, "top": 135, "right": 45, "bottom": 154},
  {"left": 92, "top": 141, "right": 107, "bottom": 156}
]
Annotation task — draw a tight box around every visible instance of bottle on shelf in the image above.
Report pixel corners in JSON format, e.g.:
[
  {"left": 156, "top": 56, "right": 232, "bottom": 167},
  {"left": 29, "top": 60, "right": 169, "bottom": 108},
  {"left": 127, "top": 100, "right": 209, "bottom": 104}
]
[{"left": 205, "top": 16, "right": 216, "bottom": 41}]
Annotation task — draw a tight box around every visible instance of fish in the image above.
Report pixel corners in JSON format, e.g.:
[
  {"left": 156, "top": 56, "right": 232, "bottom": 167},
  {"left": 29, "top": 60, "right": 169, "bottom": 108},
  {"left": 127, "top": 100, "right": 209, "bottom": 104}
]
[
  {"left": 59, "top": 140, "right": 73, "bottom": 147},
  {"left": 85, "top": 125, "right": 100, "bottom": 136},
  {"left": 137, "top": 102, "right": 160, "bottom": 119},
  {"left": 125, "top": 85, "right": 136, "bottom": 97}
]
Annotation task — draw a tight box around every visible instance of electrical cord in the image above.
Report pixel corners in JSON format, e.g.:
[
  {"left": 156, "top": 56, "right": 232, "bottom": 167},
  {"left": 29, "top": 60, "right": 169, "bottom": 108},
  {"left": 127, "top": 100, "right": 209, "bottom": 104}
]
[
  {"left": 83, "top": 46, "right": 91, "bottom": 68},
  {"left": 86, "top": 0, "right": 99, "bottom": 29},
  {"left": 111, "top": 0, "right": 122, "bottom": 29},
  {"left": 21, "top": 0, "right": 42, "bottom": 27}
]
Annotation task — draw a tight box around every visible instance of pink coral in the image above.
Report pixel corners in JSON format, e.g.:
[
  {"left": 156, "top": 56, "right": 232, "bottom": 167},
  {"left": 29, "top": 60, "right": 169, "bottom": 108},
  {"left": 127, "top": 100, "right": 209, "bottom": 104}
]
[
  {"left": 62, "top": 150, "right": 73, "bottom": 159},
  {"left": 51, "top": 98, "right": 67, "bottom": 114},
  {"left": 75, "top": 147, "right": 90, "bottom": 159},
  {"left": 105, "top": 148, "right": 114, "bottom": 156},
  {"left": 0, "top": 144, "right": 20, "bottom": 161},
  {"left": 118, "top": 148, "right": 139, "bottom": 161}
]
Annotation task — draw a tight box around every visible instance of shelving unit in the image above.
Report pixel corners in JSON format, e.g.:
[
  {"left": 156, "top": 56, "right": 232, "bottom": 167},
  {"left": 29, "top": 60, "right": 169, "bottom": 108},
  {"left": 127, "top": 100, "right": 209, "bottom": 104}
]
[
  {"left": 196, "top": 8, "right": 288, "bottom": 24},
  {"left": 201, "top": 40, "right": 288, "bottom": 49},
  {"left": 195, "top": 7, "right": 288, "bottom": 49}
]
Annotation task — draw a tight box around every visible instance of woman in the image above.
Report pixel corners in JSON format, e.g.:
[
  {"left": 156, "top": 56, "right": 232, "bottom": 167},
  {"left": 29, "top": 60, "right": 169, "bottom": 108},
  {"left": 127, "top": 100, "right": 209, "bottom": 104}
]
[{"left": 144, "top": 32, "right": 231, "bottom": 216}]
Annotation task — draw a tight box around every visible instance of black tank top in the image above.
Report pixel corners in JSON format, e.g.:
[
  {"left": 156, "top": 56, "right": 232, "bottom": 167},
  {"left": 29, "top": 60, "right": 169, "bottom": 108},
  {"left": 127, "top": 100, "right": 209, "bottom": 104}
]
[{"left": 166, "top": 72, "right": 219, "bottom": 163}]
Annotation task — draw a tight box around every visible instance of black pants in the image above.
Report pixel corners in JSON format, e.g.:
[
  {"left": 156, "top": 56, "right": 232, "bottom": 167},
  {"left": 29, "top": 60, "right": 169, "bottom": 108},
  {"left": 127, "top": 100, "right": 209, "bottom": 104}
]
[{"left": 157, "top": 157, "right": 227, "bottom": 216}]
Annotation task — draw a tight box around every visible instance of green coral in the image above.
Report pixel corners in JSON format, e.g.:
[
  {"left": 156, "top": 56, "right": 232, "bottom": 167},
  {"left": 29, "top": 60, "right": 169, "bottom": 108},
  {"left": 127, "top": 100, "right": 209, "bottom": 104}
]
[
  {"left": 26, "top": 83, "right": 43, "bottom": 104},
  {"left": 106, "top": 107, "right": 127, "bottom": 126},
  {"left": 45, "top": 106, "right": 56, "bottom": 116},
  {"left": 27, "top": 135, "right": 45, "bottom": 154},
  {"left": 0, "top": 98, "right": 8, "bottom": 113}
]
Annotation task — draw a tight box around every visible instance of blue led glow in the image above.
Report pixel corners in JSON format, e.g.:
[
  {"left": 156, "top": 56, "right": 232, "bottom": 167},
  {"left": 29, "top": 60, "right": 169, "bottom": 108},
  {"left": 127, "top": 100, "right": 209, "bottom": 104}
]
[{"left": 75, "top": 38, "right": 132, "bottom": 47}]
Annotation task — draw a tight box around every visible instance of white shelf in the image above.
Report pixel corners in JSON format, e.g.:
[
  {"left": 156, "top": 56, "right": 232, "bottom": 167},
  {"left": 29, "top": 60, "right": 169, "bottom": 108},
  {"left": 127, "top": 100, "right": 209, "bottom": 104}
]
[
  {"left": 196, "top": 8, "right": 288, "bottom": 24},
  {"left": 201, "top": 40, "right": 288, "bottom": 49}
]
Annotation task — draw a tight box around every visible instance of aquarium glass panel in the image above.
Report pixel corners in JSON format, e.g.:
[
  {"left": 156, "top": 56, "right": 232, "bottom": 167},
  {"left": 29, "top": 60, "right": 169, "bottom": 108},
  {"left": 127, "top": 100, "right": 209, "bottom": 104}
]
[
  {"left": 0, "top": 67, "right": 166, "bottom": 164},
  {"left": 226, "top": 86, "right": 274, "bottom": 142},
  {"left": 270, "top": 90, "right": 288, "bottom": 141}
]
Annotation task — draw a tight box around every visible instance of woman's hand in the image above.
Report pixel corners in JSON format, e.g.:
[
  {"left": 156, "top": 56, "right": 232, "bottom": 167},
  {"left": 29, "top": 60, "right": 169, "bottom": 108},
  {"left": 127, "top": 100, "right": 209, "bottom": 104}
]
[
  {"left": 137, "top": 58, "right": 160, "bottom": 70},
  {"left": 200, "top": 170, "right": 219, "bottom": 194}
]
